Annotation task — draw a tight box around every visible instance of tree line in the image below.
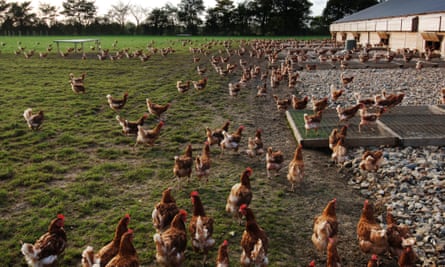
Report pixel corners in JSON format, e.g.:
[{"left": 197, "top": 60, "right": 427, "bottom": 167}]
[{"left": 0, "top": 0, "right": 378, "bottom": 36}]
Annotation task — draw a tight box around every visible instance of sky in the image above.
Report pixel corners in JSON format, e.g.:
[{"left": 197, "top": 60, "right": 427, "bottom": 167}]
[{"left": 22, "top": 0, "right": 327, "bottom": 17}]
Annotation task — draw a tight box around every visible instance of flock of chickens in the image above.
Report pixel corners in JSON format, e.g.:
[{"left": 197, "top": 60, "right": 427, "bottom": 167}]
[{"left": 19, "top": 38, "right": 439, "bottom": 267}]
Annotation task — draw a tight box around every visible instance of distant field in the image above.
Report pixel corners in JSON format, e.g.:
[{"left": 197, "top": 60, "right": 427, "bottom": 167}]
[{"left": 0, "top": 35, "right": 328, "bottom": 54}]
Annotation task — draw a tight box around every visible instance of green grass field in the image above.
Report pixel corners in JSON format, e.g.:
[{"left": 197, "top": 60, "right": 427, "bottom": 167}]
[{"left": 1, "top": 35, "right": 334, "bottom": 266}]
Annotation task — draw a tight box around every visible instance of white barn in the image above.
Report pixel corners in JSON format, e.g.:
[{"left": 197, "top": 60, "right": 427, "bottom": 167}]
[{"left": 330, "top": 0, "right": 445, "bottom": 57}]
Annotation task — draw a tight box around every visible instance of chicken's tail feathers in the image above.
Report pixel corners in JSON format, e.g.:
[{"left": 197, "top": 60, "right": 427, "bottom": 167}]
[
  {"left": 23, "top": 108, "right": 33, "bottom": 121},
  {"left": 81, "top": 246, "right": 97, "bottom": 267},
  {"left": 21, "top": 243, "right": 40, "bottom": 264}
]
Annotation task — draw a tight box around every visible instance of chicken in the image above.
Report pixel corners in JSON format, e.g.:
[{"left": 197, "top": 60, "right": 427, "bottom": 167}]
[
  {"left": 326, "top": 238, "right": 341, "bottom": 267},
  {"left": 354, "top": 92, "right": 375, "bottom": 107},
  {"left": 331, "top": 137, "right": 347, "bottom": 165},
  {"left": 216, "top": 240, "right": 229, "bottom": 267},
  {"left": 206, "top": 120, "right": 230, "bottom": 147},
  {"left": 225, "top": 167, "right": 253, "bottom": 224},
  {"left": 23, "top": 108, "right": 44, "bottom": 130},
  {"left": 357, "top": 200, "right": 388, "bottom": 255},
  {"left": 359, "top": 150, "right": 384, "bottom": 172},
  {"left": 146, "top": 98, "right": 171, "bottom": 120},
  {"left": 330, "top": 84, "right": 344, "bottom": 102},
  {"left": 192, "top": 77, "right": 208, "bottom": 90},
  {"left": 374, "top": 92, "right": 404, "bottom": 110},
  {"left": 311, "top": 198, "right": 338, "bottom": 252},
  {"left": 176, "top": 81, "right": 191, "bottom": 93},
  {"left": 340, "top": 72, "right": 354, "bottom": 87},
  {"left": 336, "top": 103, "right": 363, "bottom": 123},
  {"left": 189, "top": 191, "right": 215, "bottom": 264},
  {"left": 291, "top": 95, "right": 309, "bottom": 110},
  {"left": 245, "top": 128, "right": 264, "bottom": 158},
  {"left": 266, "top": 146, "right": 284, "bottom": 178},
  {"left": 154, "top": 210, "right": 188, "bottom": 267},
  {"left": 70, "top": 79, "right": 86, "bottom": 93},
  {"left": 21, "top": 214, "right": 67, "bottom": 267},
  {"left": 359, "top": 107, "right": 385, "bottom": 132},
  {"left": 229, "top": 82, "right": 242, "bottom": 97},
  {"left": 134, "top": 121, "right": 164, "bottom": 149},
  {"left": 386, "top": 207, "right": 416, "bottom": 259},
  {"left": 173, "top": 144, "right": 193, "bottom": 188},
  {"left": 69, "top": 72, "right": 86, "bottom": 84},
  {"left": 308, "top": 260, "right": 316, "bottom": 267},
  {"left": 398, "top": 246, "right": 418, "bottom": 267},
  {"left": 107, "top": 92, "right": 129, "bottom": 112},
  {"left": 81, "top": 214, "right": 131, "bottom": 267},
  {"left": 195, "top": 142, "right": 211, "bottom": 182},
  {"left": 152, "top": 188, "right": 179, "bottom": 233},
  {"left": 329, "top": 125, "right": 347, "bottom": 151},
  {"left": 304, "top": 111, "right": 323, "bottom": 135},
  {"left": 273, "top": 95, "right": 291, "bottom": 111},
  {"left": 220, "top": 125, "right": 245, "bottom": 156},
  {"left": 116, "top": 114, "right": 148, "bottom": 136},
  {"left": 367, "top": 254, "right": 379, "bottom": 267},
  {"left": 287, "top": 143, "right": 304, "bottom": 191},
  {"left": 256, "top": 83, "right": 268, "bottom": 98},
  {"left": 239, "top": 204, "right": 269, "bottom": 267},
  {"left": 311, "top": 96, "right": 328, "bottom": 113},
  {"left": 105, "top": 229, "right": 139, "bottom": 267},
  {"left": 196, "top": 65, "right": 207, "bottom": 76}
]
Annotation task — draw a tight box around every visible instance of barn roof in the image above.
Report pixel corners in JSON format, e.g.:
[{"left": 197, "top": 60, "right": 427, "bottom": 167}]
[{"left": 333, "top": 0, "right": 445, "bottom": 24}]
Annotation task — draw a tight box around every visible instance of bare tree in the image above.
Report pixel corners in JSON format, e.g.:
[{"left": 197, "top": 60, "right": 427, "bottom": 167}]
[
  {"left": 38, "top": 2, "right": 59, "bottom": 26},
  {"left": 129, "top": 4, "right": 148, "bottom": 28},
  {"left": 108, "top": 0, "right": 131, "bottom": 27}
]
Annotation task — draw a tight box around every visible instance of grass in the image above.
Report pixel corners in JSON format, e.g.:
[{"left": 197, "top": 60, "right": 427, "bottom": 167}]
[{"left": 0, "top": 35, "right": 342, "bottom": 267}]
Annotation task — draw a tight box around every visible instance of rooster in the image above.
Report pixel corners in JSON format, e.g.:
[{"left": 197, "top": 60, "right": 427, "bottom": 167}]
[
  {"left": 312, "top": 96, "right": 328, "bottom": 113},
  {"left": 359, "top": 150, "right": 384, "bottom": 172},
  {"left": 336, "top": 103, "right": 363, "bottom": 123},
  {"left": 107, "top": 92, "right": 128, "bottom": 112},
  {"left": 23, "top": 108, "right": 44, "bottom": 130},
  {"left": 326, "top": 238, "right": 341, "bottom": 267},
  {"left": 152, "top": 188, "right": 179, "bottom": 233},
  {"left": 273, "top": 95, "right": 291, "bottom": 111},
  {"left": 359, "top": 107, "right": 385, "bottom": 132},
  {"left": 291, "top": 95, "right": 309, "bottom": 110},
  {"left": 287, "top": 144, "right": 304, "bottom": 191},
  {"left": 206, "top": 120, "right": 230, "bottom": 147},
  {"left": 311, "top": 198, "right": 338, "bottom": 253},
  {"left": 304, "top": 111, "right": 323, "bottom": 135},
  {"left": 116, "top": 114, "right": 148, "bottom": 136},
  {"left": 195, "top": 142, "right": 211, "bottom": 182},
  {"left": 176, "top": 81, "right": 191, "bottom": 93},
  {"left": 331, "top": 137, "right": 347, "bottom": 165},
  {"left": 173, "top": 144, "right": 193, "bottom": 188},
  {"left": 192, "top": 77, "right": 208, "bottom": 90},
  {"left": 105, "top": 229, "right": 139, "bottom": 266},
  {"left": 266, "top": 146, "right": 284, "bottom": 178},
  {"left": 146, "top": 98, "right": 171, "bottom": 120},
  {"left": 21, "top": 214, "right": 67, "bottom": 267},
  {"left": 330, "top": 84, "right": 344, "bottom": 102},
  {"left": 81, "top": 214, "right": 131, "bottom": 267},
  {"left": 245, "top": 128, "right": 264, "bottom": 158},
  {"left": 134, "top": 121, "right": 164, "bottom": 149},
  {"left": 220, "top": 125, "right": 245, "bottom": 156},
  {"left": 357, "top": 200, "right": 388, "bottom": 255},
  {"left": 154, "top": 210, "right": 188, "bottom": 267},
  {"left": 239, "top": 204, "right": 269, "bottom": 267},
  {"left": 189, "top": 191, "right": 215, "bottom": 264},
  {"left": 225, "top": 167, "right": 253, "bottom": 224},
  {"left": 386, "top": 207, "right": 416, "bottom": 259},
  {"left": 216, "top": 240, "right": 229, "bottom": 267}
]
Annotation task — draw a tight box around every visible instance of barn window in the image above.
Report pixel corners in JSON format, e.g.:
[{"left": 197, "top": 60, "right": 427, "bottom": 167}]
[
  {"left": 378, "top": 32, "right": 389, "bottom": 46},
  {"left": 421, "top": 32, "right": 441, "bottom": 51},
  {"left": 412, "top": 17, "right": 419, "bottom": 32}
]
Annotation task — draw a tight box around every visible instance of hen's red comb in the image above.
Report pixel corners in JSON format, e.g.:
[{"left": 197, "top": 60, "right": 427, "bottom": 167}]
[
  {"left": 371, "top": 254, "right": 378, "bottom": 260},
  {"left": 57, "top": 214, "right": 65, "bottom": 220},
  {"left": 223, "top": 240, "right": 228, "bottom": 246},
  {"left": 125, "top": 213, "right": 130, "bottom": 219},
  {"left": 239, "top": 204, "right": 248, "bottom": 210},
  {"left": 191, "top": 191, "right": 199, "bottom": 197},
  {"left": 245, "top": 167, "right": 253, "bottom": 174}
]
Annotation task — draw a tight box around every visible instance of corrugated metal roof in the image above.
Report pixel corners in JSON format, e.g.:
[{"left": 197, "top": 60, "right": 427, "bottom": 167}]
[{"left": 333, "top": 0, "right": 445, "bottom": 24}]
